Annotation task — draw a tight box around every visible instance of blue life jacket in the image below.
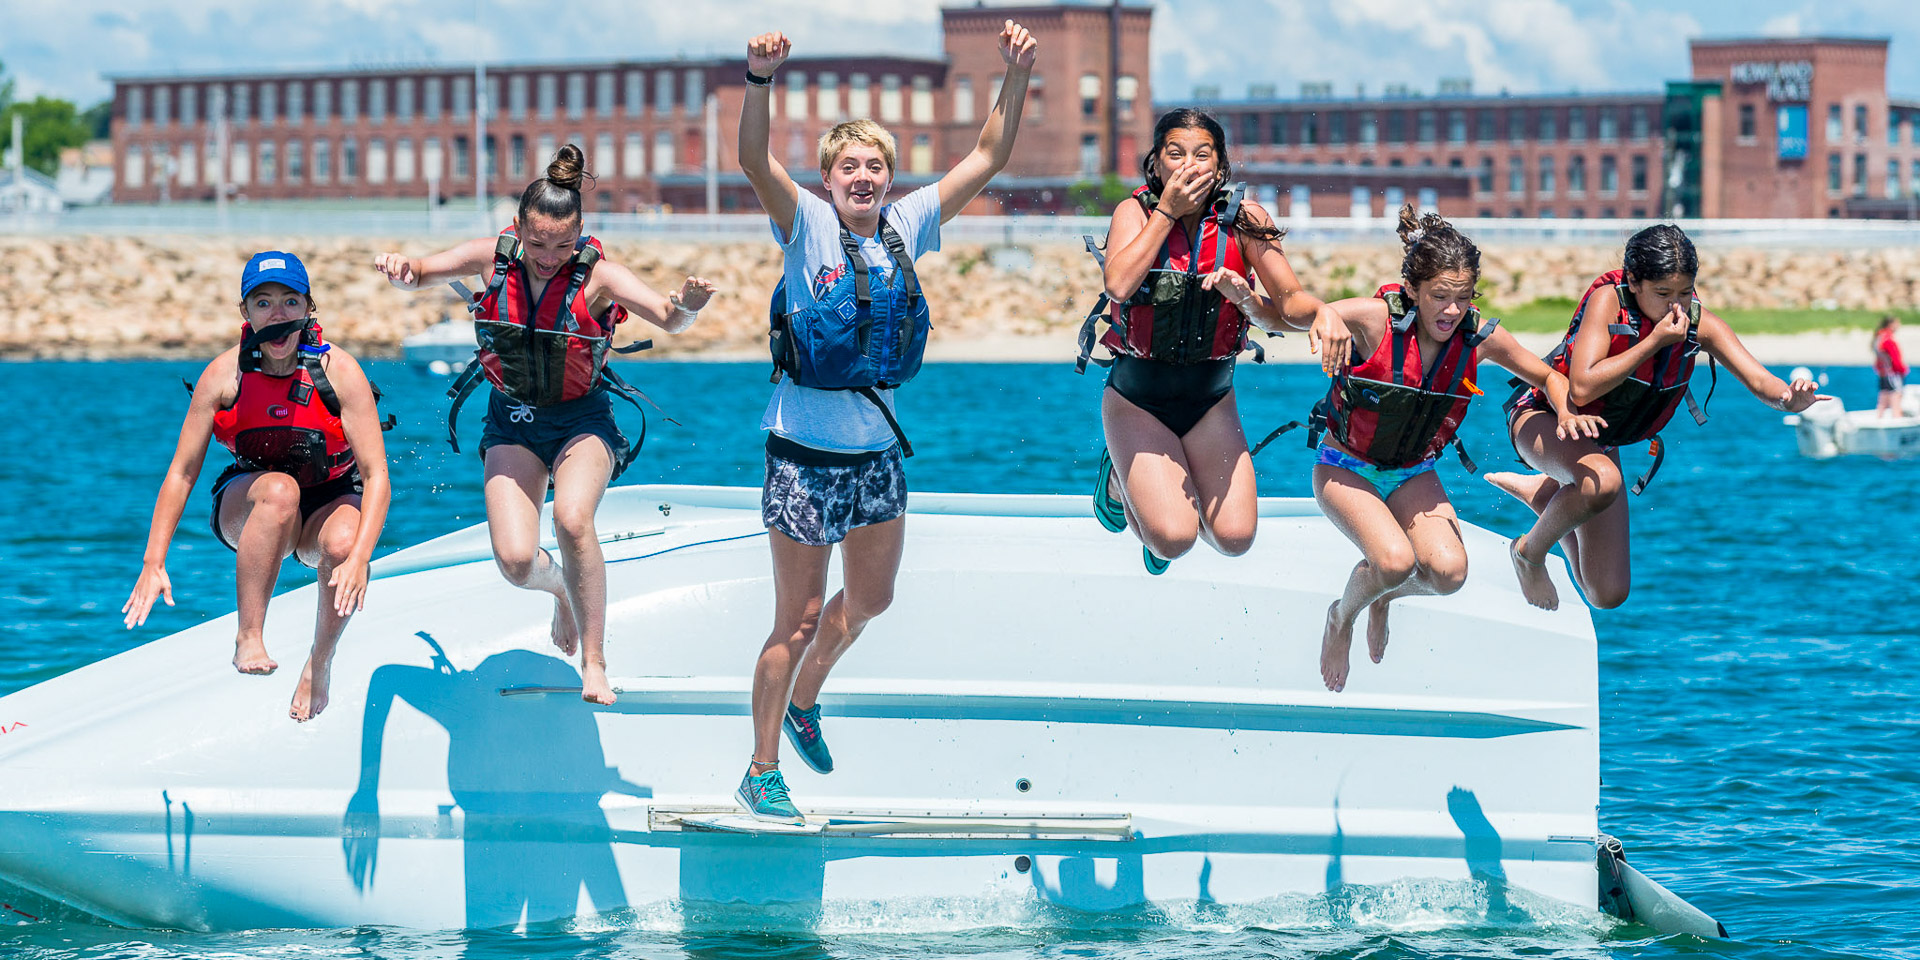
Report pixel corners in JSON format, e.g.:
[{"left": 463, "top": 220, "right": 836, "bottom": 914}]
[{"left": 768, "top": 218, "right": 930, "bottom": 392}]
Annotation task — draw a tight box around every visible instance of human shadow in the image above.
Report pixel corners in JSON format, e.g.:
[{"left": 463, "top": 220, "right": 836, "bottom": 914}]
[
  {"left": 342, "top": 632, "right": 650, "bottom": 929},
  {"left": 1031, "top": 848, "right": 1147, "bottom": 912},
  {"left": 1446, "top": 786, "right": 1514, "bottom": 919}
]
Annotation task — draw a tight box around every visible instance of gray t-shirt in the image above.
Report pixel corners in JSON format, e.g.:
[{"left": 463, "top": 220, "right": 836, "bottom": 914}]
[{"left": 760, "top": 184, "right": 942, "bottom": 453}]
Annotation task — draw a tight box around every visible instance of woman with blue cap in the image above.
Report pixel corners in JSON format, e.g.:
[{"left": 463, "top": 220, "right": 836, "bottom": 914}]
[{"left": 123, "top": 251, "right": 392, "bottom": 722}]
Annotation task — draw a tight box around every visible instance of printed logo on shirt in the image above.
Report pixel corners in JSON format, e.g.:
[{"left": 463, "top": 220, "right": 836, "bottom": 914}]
[
  {"left": 811, "top": 263, "right": 849, "bottom": 299},
  {"left": 268, "top": 404, "right": 291, "bottom": 419}
]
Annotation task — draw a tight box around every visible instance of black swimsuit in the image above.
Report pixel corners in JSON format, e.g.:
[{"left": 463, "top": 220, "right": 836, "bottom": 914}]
[{"left": 1106, "top": 355, "right": 1236, "bottom": 437}]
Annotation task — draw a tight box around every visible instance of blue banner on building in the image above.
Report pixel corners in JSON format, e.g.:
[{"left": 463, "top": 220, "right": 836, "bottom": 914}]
[{"left": 1777, "top": 104, "right": 1809, "bottom": 159}]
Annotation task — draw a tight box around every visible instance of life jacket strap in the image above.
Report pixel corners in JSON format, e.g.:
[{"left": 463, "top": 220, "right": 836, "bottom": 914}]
[
  {"left": 1452, "top": 438, "right": 1478, "bottom": 474},
  {"left": 596, "top": 364, "right": 657, "bottom": 481},
  {"left": 611, "top": 338, "right": 654, "bottom": 355},
  {"left": 1074, "top": 291, "right": 1113, "bottom": 375},
  {"left": 852, "top": 385, "right": 913, "bottom": 458},
  {"left": 1630, "top": 435, "right": 1666, "bottom": 496},
  {"left": 443, "top": 353, "right": 488, "bottom": 453},
  {"left": 1249, "top": 419, "right": 1303, "bottom": 458}
]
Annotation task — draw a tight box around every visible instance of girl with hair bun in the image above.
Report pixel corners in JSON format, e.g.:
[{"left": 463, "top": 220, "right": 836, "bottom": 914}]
[
  {"left": 1308, "top": 206, "right": 1602, "bottom": 693},
  {"left": 373, "top": 145, "right": 717, "bottom": 706},
  {"left": 1490, "top": 223, "right": 1828, "bottom": 611}
]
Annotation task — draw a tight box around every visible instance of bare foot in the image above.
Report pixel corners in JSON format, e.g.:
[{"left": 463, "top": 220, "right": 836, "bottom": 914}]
[
  {"left": 550, "top": 594, "right": 580, "bottom": 657},
  {"left": 233, "top": 636, "right": 278, "bottom": 675},
  {"left": 580, "top": 661, "right": 617, "bottom": 706},
  {"left": 1485, "top": 471, "right": 1559, "bottom": 515},
  {"left": 1365, "top": 598, "right": 1391, "bottom": 663},
  {"left": 1320, "top": 601, "right": 1355, "bottom": 693},
  {"left": 1509, "top": 536, "right": 1560, "bottom": 610},
  {"left": 289, "top": 654, "right": 333, "bottom": 722}
]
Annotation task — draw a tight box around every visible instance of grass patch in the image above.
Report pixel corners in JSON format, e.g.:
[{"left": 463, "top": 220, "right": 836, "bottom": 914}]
[{"left": 1483, "top": 299, "right": 1918, "bottom": 334}]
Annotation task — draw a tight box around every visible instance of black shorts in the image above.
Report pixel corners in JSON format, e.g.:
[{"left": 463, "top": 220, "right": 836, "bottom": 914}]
[
  {"left": 478, "top": 387, "right": 626, "bottom": 471},
  {"left": 1880, "top": 370, "right": 1905, "bottom": 393},
  {"left": 209, "top": 463, "right": 364, "bottom": 566}
]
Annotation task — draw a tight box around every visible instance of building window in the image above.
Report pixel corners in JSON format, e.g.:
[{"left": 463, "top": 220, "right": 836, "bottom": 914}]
[
  {"left": 395, "top": 138, "right": 415, "bottom": 183},
  {"left": 1568, "top": 155, "right": 1586, "bottom": 194},
  {"left": 1598, "top": 107, "right": 1617, "bottom": 142},
  {"left": 484, "top": 134, "right": 497, "bottom": 178},
  {"left": 537, "top": 135, "right": 555, "bottom": 169},
  {"left": 1360, "top": 111, "right": 1378, "bottom": 146},
  {"left": 655, "top": 70, "right": 675, "bottom": 114},
  {"left": 911, "top": 133, "right": 933, "bottom": 174},
  {"left": 506, "top": 75, "right": 526, "bottom": 120},
  {"left": 422, "top": 78, "right": 441, "bottom": 121},
  {"left": 818, "top": 72, "right": 841, "bottom": 121},
  {"left": 1827, "top": 152, "right": 1842, "bottom": 192},
  {"left": 1911, "top": 160, "right": 1920, "bottom": 198},
  {"left": 1853, "top": 153, "right": 1867, "bottom": 196},
  {"left": 591, "top": 133, "right": 612, "bottom": 179},
  {"left": 1538, "top": 108, "right": 1557, "bottom": 142},
  {"left": 1631, "top": 155, "right": 1648, "bottom": 192},
  {"left": 1826, "top": 105, "right": 1842, "bottom": 142},
  {"left": 1568, "top": 106, "right": 1586, "bottom": 141},
  {"left": 1890, "top": 160, "right": 1902, "bottom": 199},
  {"left": 1477, "top": 156, "right": 1494, "bottom": 194},
  {"left": 1329, "top": 112, "right": 1347, "bottom": 145},
  {"left": 1600, "top": 155, "right": 1618, "bottom": 194},
  {"left": 282, "top": 139, "right": 302, "bottom": 181},
  {"left": 1447, "top": 109, "right": 1465, "bottom": 144},
  {"left": 1508, "top": 107, "right": 1526, "bottom": 144},
  {"left": 878, "top": 74, "right": 905, "bottom": 123},
  {"left": 368, "top": 80, "right": 386, "bottom": 123},
  {"left": 261, "top": 84, "right": 282, "bottom": 127},
  {"left": 1080, "top": 133, "right": 1100, "bottom": 176},
  {"left": 223, "top": 83, "right": 244, "bottom": 125},
  {"left": 624, "top": 72, "right": 642, "bottom": 118},
  {"left": 1384, "top": 186, "right": 1405, "bottom": 212},
  {"left": 537, "top": 75, "right": 556, "bottom": 120},
  {"left": 312, "top": 138, "right": 330, "bottom": 182},
  {"left": 423, "top": 138, "right": 442, "bottom": 182},
  {"left": 596, "top": 72, "right": 615, "bottom": 117},
  {"left": 314, "top": 82, "right": 331, "bottom": 124},
  {"left": 849, "top": 73, "right": 872, "bottom": 119},
  {"left": 1739, "top": 104, "right": 1756, "bottom": 141},
  {"left": 1349, "top": 185, "right": 1371, "bottom": 219},
  {"left": 343, "top": 138, "right": 362, "bottom": 181},
  {"left": 258, "top": 141, "right": 275, "bottom": 184},
  {"left": 1477, "top": 109, "right": 1494, "bottom": 143},
  {"left": 1270, "top": 113, "right": 1288, "bottom": 146},
  {"left": 343, "top": 80, "right": 361, "bottom": 122},
  {"left": 223, "top": 141, "right": 246, "bottom": 184},
  {"left": 652, "top": 130, "right": 674, "bottom": 174},
  {"left": 911, "top": 75, "right": 933, "bottom": 125},
  {"left": 784, "top": 71, "right": 807, "bottom": 121},
  {"left": 1891, "top": 110, "right": 1903, "bottom": 147},
  {"left": 1385, "top": 110, "right": 1404, "bottom": 144},
  {"left": 1631, "top": 105, "right": 1649, "bottom": 140},
  {"left": 685, "top": 69, "right": 704, "bottom": 113},
  {"left": 952, "top": 75, "right": 972, "bottom": 125},
  {"left": 510, "top": 134, "right": 526, "bottom": 179},
  {"left": 1539, "top": 156, "right": 1556, "bottom": 196},
  {"left": 1302, "top": 113, "right": 1318, "bottom": 146},
  {"left": 181, "top": 86, "right": 199, "bottom": 126},
  {"left": 453, "top": 135, "right": 470, "bottom": 178},
  {"left": 1241, "top": 114, "right": 1259, "bottom": 146},
  {"left": 1417, "top": 187, "right": 1438, "bottom": 213},
  {"left": 1538, "top": 207, "right": 1554, "bottom": 219},
  {"left": 397, "top": 78, "right": 415, "bottom": 120},
  {"left": 567, "top": 73, "right": 586, "bottom": 119},
  {"left": 365, "top": 138, "right": 388, "bottom": 183},
  {"left": 293, "top": 82, "right": 312, "bottom": 124},
  {"left": 1508, "top": 156, "right": 1525, "bottom": 195},
  {"left": 1079, "top": 73, "right": 1101, "bottom": 118},
  {"left": 1417, "top": 109, "right": 1435, "bottom": 144},
  {"left": 1854, "top": 104, "right": 1868, "bottom": 142},
  {"left": 623, "top": 133, "right": 644, "bottom": 178},
  {"left": 154, "top": 86, "right": 171, "bottom": 126},
  {"left": 127, "top": 88, "right": 145, "bottom": 128},
  {"left": 1117, "top": 75, "right": 1138, "bottom": 121},
  {"left": 123, "top": 144, "right": 144, "bottom": 187}
]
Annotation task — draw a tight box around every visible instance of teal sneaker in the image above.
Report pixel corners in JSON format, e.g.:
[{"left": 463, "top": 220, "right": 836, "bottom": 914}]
[
  {"left": 1143, "top": 545, "right": 1171, "bottom": 575},
  {"left": 736, "top": 767, "right": 803, "bottom": 824},
  {"left": 1094, "top": 449, "right": 1128, "bottom": 533},
  {"left": 783, "top": 702, "right": 835, "bottom": 774}
]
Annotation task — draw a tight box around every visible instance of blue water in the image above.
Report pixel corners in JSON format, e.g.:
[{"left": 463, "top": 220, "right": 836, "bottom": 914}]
[{"left": 2, "top": 359, "right": 1915, "bottom": 960}]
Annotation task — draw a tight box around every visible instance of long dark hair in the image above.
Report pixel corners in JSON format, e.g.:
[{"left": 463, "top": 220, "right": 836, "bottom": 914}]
[
  {"left": 1140, "top": 108, "right": 1282, "bottom": 241},
  {"left": 1623, "top": 223, "right": 1698, "bottom": 282},
  {"left": 1395, "top": 204, "right": 1479, "bottom": 295},
  {"left": 517, "top": 143, "right": 593, "bottom": 225}
]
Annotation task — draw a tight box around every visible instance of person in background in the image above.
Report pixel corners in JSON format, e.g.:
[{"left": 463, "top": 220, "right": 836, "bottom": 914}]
[{"left": 1873, "top": 315, "right": 1906, "bottom": 419}]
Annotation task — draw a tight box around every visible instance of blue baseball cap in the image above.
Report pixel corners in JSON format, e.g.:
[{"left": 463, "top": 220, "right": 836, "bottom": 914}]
[{"left": 241, "top": 251, "right": 311, "bottom": 298}]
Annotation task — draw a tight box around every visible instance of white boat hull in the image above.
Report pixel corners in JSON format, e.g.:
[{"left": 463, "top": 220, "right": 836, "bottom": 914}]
[
  {"left": 0, "top": 487, "right": 1609, "bottom": 932},
  {"left": 1785, "top": 388, "right": 1920, "bottom": 458}
]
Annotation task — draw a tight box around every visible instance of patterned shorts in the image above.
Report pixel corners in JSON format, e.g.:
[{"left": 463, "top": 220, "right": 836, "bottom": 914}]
[{"left": 762, "top": 436, "right": 907, "bottom": 546}]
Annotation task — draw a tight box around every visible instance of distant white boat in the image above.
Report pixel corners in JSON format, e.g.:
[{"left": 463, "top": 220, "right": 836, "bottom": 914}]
[
  {"left": 1783, "top": 369, "right": 1920, "bottom": 459},
  {"left": 401, "top": 315, "right": 477, "bottom": 375},
  {"left": 0, "top": 486, "right": 1720, "bottom": 937}
]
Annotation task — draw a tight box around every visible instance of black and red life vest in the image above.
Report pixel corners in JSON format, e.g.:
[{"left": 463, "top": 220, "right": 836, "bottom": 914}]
[
  {"left": 1076, "top": 182, "right": 1266, "bottom": 372},
  {"left": 1311, "top": 284, "right": 1496, "bottom": 469},
  {"left": 444, "top": 228, "right": 659, "bottom": 475},
  {"left": 211, "top": 321, "right": 356, "bottom": 487},
  {"left": 1542, "top": 269, "right": 1709, "bottom": 448}
]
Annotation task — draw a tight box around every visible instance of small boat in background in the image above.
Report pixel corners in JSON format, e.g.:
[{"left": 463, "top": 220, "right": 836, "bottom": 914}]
[
  {"left": 401, "top": 314, "right": 477, "bottom": 376},
  {"left": 1783, "top": 367, "right": 1920, "bottom": 459}
]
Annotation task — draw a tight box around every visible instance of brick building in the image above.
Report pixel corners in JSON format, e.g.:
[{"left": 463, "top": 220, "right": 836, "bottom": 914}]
[{"left": 105, "top": 2, "right": 1154, "bottom": 214}]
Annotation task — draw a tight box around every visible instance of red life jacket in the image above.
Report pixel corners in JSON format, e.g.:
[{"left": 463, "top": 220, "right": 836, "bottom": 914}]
[
  {"left": 1541, "top": 270, "right": 1709, "bottom": 449},
  {"left": 471, "top": 229, "right": 630, "bottom": 407},
  {"left": 212, "top": 322, "right": 356, "bottom": 488},
  {"left": 1314, "top": 284, "right": 1493, "bottom": 469},
  {"left": 1076, "top": 183, "right": 1264, "bottom": 371}
]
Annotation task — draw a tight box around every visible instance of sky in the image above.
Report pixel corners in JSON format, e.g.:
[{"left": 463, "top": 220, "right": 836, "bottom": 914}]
[{"left": 2, "top": 0, "right": 1918, "bottom": 108}]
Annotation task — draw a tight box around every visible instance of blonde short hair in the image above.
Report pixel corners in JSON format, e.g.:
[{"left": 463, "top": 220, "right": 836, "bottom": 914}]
[{"left": 817, "top": 119, "right": 897, "bottom": 173}]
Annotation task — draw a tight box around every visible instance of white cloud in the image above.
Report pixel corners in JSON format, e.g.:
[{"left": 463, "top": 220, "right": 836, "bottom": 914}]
[{"left": 1761, "top": 13, "right": 1806, "bottom": 36}]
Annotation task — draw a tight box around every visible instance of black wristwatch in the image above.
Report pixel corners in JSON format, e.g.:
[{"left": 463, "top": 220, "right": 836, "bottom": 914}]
[{"left": 746, "top": 71, "right": 774, "bottom": 87}]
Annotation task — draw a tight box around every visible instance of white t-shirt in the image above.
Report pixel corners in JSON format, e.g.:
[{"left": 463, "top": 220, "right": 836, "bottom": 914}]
[{"left": 759, "top": 184, "right": 942, "bottom": 453}]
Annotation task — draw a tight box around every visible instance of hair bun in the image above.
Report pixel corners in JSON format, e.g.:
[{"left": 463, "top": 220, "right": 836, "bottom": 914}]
[{"left": 545, "top": 143, "right": 587, "bottom": 192}]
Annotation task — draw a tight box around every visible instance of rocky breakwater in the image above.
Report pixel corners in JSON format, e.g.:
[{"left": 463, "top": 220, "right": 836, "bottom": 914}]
[{"left": 3, "top": 235, "right": 1918, "bottom": 359}]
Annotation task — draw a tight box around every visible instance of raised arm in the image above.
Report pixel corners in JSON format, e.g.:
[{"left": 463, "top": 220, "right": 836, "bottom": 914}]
[
  {"left": 1322, "top": 296, "right": 1392, "bottom": 366},
  {"left": 936, "top": 21, "right": 1038, "bottom": 223},
  {"left": 1101, "top": 159, "right": 1209, "bottom": 301},
  {"left": 317, "top": 350, "right": 391, "bottom": 617},
  {"left": 371, "top": 237, "right": 498, "bottom": 291},
  {"left": 740, "top": 32, "right": 802, "bottom": 237},
  {"left": 1564, "top": 284, "right": 1690, "bottom": 406},
  {"left": 588, "top": 262, "right": 716, "bottom": 334},
  {"left": 1231, "top": 202, "right": 1351, "bottom": 374},
  {"left": 123, "top": 352, "right": 235, "bottom": 628},
  {"left": 1480, "top": 326, "right": 1607, "bottom": 440},
  {"left": 1697, "top": 310, "right": 1829, "bottom": 412}
]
